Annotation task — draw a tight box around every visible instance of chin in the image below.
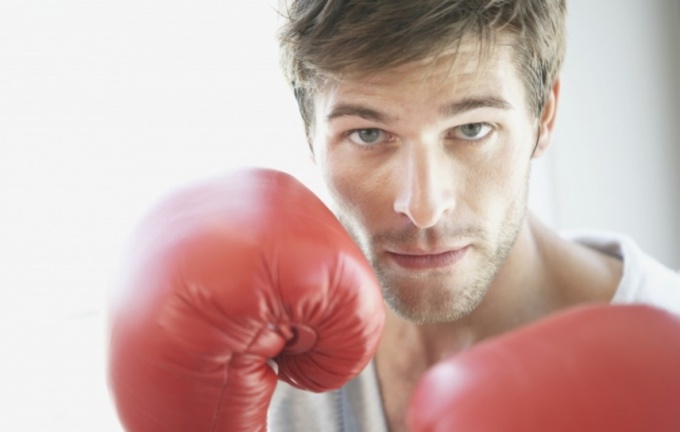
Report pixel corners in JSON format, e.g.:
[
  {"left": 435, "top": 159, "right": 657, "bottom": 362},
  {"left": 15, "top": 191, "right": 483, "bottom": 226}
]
[
  {"left": 387, "top": 296, "right": 482, "bottom": 324},
  {"left": 380, "top": 275, "right": 490, "bottom": 324}
]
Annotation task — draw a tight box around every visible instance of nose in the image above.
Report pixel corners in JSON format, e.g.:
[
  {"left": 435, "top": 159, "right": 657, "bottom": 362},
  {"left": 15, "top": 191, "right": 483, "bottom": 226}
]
[{"left": 393, "top": 144, "right": 456, "bottom": 229}]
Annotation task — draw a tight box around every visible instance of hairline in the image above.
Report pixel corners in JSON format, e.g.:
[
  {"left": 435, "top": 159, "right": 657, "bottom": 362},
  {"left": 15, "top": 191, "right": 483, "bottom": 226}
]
[{"left": 305, "top": 33, "right": 540, "bottom": 140}]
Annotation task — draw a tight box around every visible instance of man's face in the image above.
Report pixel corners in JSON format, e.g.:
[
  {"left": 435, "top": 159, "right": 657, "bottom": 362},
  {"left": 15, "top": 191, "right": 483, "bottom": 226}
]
[{"left": 311, "top": 42, "right": 541, "bottom": 324}]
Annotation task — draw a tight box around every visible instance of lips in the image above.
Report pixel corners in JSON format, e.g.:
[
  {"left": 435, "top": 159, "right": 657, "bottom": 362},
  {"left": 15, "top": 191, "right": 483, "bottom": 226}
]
[{"left": 386, "top": 246, "right": 469, "bottom": 270}]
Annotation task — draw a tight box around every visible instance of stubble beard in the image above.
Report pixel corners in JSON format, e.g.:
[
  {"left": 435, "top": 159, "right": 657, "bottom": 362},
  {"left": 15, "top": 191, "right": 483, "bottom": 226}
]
[
  {"left": 336, "top": 180, "right": 529, "bottom": 325},
  {"left": 375, "top": 210, "right": 524, "bottom": 324}
]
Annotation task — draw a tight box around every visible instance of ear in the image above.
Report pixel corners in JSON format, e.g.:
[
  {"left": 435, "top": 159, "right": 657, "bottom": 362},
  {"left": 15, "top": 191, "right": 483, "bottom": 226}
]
[{"left": 532, "top": 76, "right": 561, "bottom": 159}]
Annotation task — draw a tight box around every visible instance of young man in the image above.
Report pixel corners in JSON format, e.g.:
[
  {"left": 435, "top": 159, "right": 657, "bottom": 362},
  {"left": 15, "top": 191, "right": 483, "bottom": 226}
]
[{"left": 270, "top": 0, "right": 680, "bottom": 430}]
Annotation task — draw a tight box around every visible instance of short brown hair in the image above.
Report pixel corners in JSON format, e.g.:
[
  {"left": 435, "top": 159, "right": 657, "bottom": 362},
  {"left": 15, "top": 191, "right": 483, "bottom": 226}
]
[{"left": 278, "top": 0, "right": 567, "bottom": 141}]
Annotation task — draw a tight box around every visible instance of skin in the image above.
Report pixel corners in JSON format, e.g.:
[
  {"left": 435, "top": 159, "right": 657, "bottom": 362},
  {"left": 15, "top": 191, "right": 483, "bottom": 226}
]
[{"left": 310, "top": 40, "right": 623, "bottom": 432}]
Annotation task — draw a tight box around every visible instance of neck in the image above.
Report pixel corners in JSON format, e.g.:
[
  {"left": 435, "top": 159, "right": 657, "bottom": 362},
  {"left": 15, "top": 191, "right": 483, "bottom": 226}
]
[{"left": 374, "top": 215, "right": 623, "bottom": 432}]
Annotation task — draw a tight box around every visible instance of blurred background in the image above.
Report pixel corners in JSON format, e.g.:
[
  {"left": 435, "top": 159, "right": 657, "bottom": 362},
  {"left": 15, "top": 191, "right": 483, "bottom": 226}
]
[{"left": 1, "top": 0, "right": 678, "bottom": 430}]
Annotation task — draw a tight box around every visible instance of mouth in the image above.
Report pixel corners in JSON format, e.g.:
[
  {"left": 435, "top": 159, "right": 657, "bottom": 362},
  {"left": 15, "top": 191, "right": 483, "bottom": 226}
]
[{"left": 385, "top": 246, "right": 470, "bottom": 270}]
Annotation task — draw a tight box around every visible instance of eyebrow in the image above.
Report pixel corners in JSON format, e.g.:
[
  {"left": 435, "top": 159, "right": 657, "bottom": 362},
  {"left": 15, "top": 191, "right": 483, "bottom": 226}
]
[
  {"left": 326, "top": 104, "right": 393, "bottom": 124},
  {"left": 325, "top": 96, "right": 513, "bottom": 124},
  {"left": 439, "top": 96, "right": 513, "bottom": 117}
]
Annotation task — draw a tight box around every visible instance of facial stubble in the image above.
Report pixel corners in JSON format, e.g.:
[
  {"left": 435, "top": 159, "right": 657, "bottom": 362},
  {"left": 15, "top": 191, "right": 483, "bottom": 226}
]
[{"left": 337, "top": 169, "right": 531, "bottom": 325}]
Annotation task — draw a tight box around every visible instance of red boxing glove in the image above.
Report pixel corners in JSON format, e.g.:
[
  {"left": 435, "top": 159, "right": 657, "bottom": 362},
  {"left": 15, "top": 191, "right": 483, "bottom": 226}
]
[
  {"left": 108, "top": 168, "right": 384, "bottom": 432},
  {"left": 408, "top": 304, "right": 680, "bottom": 432}
]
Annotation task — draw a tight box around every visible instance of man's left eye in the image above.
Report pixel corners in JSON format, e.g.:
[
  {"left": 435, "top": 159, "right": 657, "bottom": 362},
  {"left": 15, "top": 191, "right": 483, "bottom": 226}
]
[{"left": 452, "top": 123, "right": 493, "bottom": 141}]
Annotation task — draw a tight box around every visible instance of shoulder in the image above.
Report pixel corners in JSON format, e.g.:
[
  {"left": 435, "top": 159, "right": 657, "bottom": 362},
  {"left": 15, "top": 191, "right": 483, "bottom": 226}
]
[{"left": 561, "top": 230, "right": 680, "bottom": 315}]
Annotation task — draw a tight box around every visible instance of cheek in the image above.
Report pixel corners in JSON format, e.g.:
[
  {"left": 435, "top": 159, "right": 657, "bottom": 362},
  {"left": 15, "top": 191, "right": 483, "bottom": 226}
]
[
  {"left": 320, "top": 150, "right": 395, "bottom": 228},
  {"left": 465, "top": 137, "right": 531, "bottom": 215},
  {"left": 321, "top": 153, "right": 372, "bottom": 216}
]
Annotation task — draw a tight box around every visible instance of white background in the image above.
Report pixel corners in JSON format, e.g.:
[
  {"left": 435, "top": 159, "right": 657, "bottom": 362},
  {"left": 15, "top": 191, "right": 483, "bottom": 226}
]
[{"left": 1, "top": 1, "right": 678, "bottom": 430}]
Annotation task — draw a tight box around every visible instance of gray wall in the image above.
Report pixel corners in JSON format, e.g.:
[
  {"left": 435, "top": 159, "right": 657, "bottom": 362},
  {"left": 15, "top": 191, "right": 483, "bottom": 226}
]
[{"left": 531, "top": 0, "right": 680, "bottom": 269}]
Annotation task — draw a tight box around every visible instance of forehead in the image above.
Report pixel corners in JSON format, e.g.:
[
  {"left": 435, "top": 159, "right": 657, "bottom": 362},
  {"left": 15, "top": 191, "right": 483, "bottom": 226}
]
[{"left": 316, "top": 39, "right": 524, "bottom": 111}]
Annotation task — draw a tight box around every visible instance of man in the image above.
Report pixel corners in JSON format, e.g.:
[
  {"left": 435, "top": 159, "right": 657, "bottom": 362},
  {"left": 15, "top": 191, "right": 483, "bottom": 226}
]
[{"left": 270, "top": 0, "right": 680, "bottom": 430}]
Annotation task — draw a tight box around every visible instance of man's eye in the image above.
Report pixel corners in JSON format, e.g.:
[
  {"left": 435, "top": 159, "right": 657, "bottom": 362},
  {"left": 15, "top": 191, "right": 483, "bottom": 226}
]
[
  {"left": 452, "top": 123, "right": 493, "bottom": 141},
  {"left": 348, "top": 128, "right": 386, "bottom": 146}
]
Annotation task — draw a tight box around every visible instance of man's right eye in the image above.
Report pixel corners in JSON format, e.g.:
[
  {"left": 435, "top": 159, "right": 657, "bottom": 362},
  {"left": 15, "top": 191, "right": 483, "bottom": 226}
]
[{"left": 347, "top": 128, "right": 387, "bottom": 146}]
